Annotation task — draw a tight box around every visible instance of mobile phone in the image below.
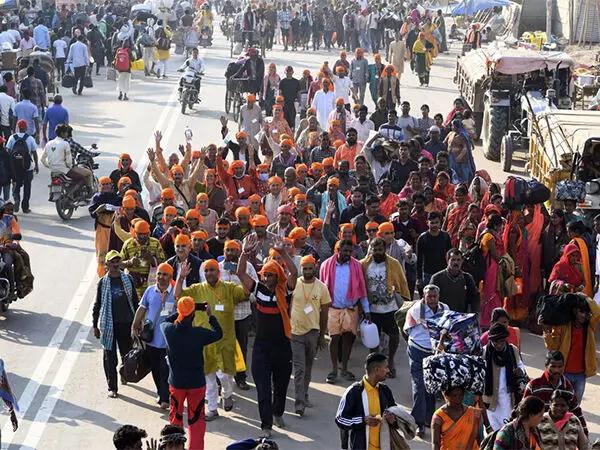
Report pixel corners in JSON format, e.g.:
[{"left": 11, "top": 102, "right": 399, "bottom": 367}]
[{"left": 195, "top": 302, "right": 208, "bottom": 311}]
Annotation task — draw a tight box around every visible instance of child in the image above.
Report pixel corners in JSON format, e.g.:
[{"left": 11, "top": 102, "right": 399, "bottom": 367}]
[{"left": 462, "top": 110, "right": 476, "bottom": 143}]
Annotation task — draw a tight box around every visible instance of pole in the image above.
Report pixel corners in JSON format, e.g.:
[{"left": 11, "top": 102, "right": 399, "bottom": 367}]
[{"left": 546, "top": 0, "right": 553, "bottom": 39}]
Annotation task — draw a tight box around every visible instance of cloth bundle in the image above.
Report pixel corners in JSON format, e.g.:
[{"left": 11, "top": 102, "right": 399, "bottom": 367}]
[
  {"left": 423, "top": 353, "right": 486, "bottom": 395},
  {"left": 426, "top": 310, "right": 481, "bottom": 354}
]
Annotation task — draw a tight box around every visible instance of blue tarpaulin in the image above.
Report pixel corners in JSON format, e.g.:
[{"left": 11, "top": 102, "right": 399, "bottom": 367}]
[
  {"left": 451, "top": 0, "right": 511, "bottom": 15},
  {"left": 0, "top": 0, "right": 17, "bottom": 9}
]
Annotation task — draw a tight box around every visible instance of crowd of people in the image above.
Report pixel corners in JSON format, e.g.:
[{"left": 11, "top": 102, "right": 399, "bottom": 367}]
[{"left": 2, "top": 1, "right": 600, "bottom": 450}]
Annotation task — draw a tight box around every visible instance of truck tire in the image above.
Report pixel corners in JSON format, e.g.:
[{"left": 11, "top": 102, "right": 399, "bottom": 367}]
[
  {"left": 482, "top": 102, "right": 508, "bottom": 162},
  {"left": 501, "top": 135, "right": 513, "bottom": 172}
]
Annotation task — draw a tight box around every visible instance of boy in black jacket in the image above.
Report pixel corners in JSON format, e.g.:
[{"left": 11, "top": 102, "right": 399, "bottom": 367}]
[{"left": 335, "top": 353, "right": 398, "bottom": 450}]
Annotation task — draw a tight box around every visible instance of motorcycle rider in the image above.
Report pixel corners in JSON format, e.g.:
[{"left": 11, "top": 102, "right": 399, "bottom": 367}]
[
  {"left": 180, "top": 8, "right": 195, "bottom": 27},
  {"left": 0, "top": 204, "right": 22, "bottom": 302},
  {"left": 197, "top": 3, "right": 214, "bottom": 38},
  {"left": 178, "top": 47, "right": 204, "bottom": 97},
  {"left": 41, "top": 124, "right": 93, "bottom": 200},
  {"left": 222, "top": 0, "right": 235, "bottom": 17}
]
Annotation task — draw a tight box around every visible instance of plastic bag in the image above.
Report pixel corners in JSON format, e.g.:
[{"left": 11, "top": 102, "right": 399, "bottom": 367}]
[
  {"left": 131, "top": 59, "right": 144, "bottom": 71},
  {"left": 235, "top": 340, "right": 246, "bottom": 373}
]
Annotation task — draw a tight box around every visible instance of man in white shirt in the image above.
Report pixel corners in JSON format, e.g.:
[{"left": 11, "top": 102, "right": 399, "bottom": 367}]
[
  {"left": 0, "top": 85, "right": 15, "bottom": 140},
  {"left": 7, "top": 23, "right": 20, "bottom": 45},
  {"left": 349, "top": 105, "right": 374, "bottom": 143},
  {"left": 396, "top": 101, "right": 419, "bottom": 140},
  {"left": 327, "top": 98, "right": 352, "bottom": 133},
  {"left": 0, "top": 24, "right": 15, "bottom": 48},
  {"left": 311, "top": 79, "right": 335, "bottom": 129},
  {"left": 332, "top": 66, "right": 353, "bottom": 110},
  {"left": 65, "top": 35, "right": 90, "bottom": 95}
]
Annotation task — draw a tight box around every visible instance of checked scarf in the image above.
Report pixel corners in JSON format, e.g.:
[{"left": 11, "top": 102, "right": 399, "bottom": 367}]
[{"left": 99, "top": 271, "right": 135, "bottom": 351}]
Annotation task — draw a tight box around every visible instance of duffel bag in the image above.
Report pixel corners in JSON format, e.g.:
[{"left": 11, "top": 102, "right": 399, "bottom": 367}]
[
  {"left": 526, "top": 178, "right": 550, "bottom": 204},
  {"left": 535, "top": 293, "right": 578, "bottom": 326},
  {"left": 119, "top": 338, "right": 151, "bottom": 383},
  {"left": 394, "top": 300, "right": 421, "bottom": 342},
  {"left": 61, "top": 72, "right": 76, "bottom": 88},
  {"left": 426, "top": 310, "right": 481, "bottom": 354},
  {"left": 423, "top": 353, "right": 485, "bottom": 395},
  {"left": 504, "top": 176, "right": 529, "bottom": 206},
  {"left": 556, "top": 180, "right": 585, "bottom": 203}
]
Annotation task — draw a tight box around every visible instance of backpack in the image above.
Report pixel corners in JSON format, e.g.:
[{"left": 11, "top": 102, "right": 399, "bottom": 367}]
[
  {"left": 10, "top": 133, "right": 31, "bottom": 171},
  {"left": 156, "top": 28, "right": 170, "bottom": 51},
  {"left": 114, "top": 48, "right": 130, "bottom": 72},
  {"left": 140, "top": 30, "right": 155, "bottom": 47},
  {"left": 480, "top": 429, "right": 499, "bottom": 450},
  {"left": 462, "top": 232, "right": 490, "bottom": 285},
  {"left": 504, "top": 176, "right": 528, "bottom": 207}
]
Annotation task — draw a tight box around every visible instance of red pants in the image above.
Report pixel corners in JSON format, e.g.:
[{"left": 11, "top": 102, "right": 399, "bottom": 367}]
[{"left": 169, "top": 385, "right": 206, "bottom": 450}]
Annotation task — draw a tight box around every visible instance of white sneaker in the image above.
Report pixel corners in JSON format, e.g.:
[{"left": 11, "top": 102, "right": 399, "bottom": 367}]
[{"left": 205, "top": 410, "right": 219, "bottom": 421}]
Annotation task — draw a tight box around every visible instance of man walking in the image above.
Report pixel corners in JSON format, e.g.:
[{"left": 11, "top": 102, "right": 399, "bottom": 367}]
[
  {"left": 360, "top": 238, "right": 410, "bottom": 378},
  {"left": 430, "top": 249, "right": 480, "bottom": 313},
  {"left": 42, "top": 95, "right": 69, "bottom": 145},
  {"left": 320, "top": 239, "right": 369, "bottom": 384},
  {"left": 0, "top": 85, "right": 14, "bottom": 140},
  {"left": 176, "top": 258, "right": 248, "bottom": 421},
  {"left": 161, "top": 296, "right": 223, "bottom": 450},
  {"left": 7, "top": 119, "right": 38, "bottom": 213},
  {"left": 131, "top": 263, "right": 177, "bottom": 409},
  {"left": 66, "top": 34, "right": 90, "bottom": 95},
  {"left": 279, "top": 66, "right": 300, "bottom": 130},
  {"left": 290, "top": 254, "right": 330, "bottom": 416},
  {"left": 92, "top": 250, "right": 138, "bottom": 398},
  {"left": 416, "top": 211, "right": 452, "bottom": 290}
]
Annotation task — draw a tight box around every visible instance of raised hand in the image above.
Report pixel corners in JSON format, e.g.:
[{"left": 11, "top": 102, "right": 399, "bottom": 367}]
[
  {"left": 147, "top": 148, "right": 156, "bottom": 162},
  {"left": 220, "top": 115, "right": 228, "bottom": 128},
  {"left": 154, "top": 130, "right": 162, "bottom": 143}
]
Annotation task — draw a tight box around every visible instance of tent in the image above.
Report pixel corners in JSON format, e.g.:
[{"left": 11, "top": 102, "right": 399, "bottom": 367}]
[{"left": 451, "top": 0, "right": 511, "bottom": 16}]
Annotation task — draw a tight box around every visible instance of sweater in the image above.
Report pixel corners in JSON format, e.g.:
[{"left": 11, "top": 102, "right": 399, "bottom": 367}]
[
  {"left": 160, "top": 314, "right": 223, "bottom": 389},
  {"left": 538, "top": 413, "right": 588, "bottom": 450},
  {"left": 429, "top": 269, "right": 480, "bottom": 313}
]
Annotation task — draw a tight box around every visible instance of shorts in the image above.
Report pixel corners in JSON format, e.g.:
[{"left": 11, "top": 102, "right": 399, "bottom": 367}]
[
  {"left": 370, "top": 311, "right": 399, "bottom": 337},
  {"left": 280, "top": 27, "right": 290, "bottom": 37},
  {"left": 328, "top": 307, "right": 359, "bottom": 336}
]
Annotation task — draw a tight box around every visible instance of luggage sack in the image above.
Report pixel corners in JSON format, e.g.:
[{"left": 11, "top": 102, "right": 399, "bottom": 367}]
[
  {"left": 525, "top": 179, "right": 550, "bottom": 204},
  {"left": 504, "top": 176, "right": 529, "bottom": 206},
  {"left": 555, "top": 180, "right": 585, "bottom": 203},
  {"left": 423, "top": 353, "right": 486, "bottom": 395},
  {"left": 61, "top": 72, "right": 76, "bottom": 88},
  {"left": 535, "top": 293, "right": 579, "bottom": 326},
  {"left": 425, "top": 311, "right": 481, "bottom": 355}
]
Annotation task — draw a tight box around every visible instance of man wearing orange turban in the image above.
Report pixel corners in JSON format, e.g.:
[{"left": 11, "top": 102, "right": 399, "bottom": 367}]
[
  {"left": 289, "top": 250, "right": 331, "bottom": 416},
  {"left": 108, "top": 195, "right": 138, "bottom": 252},
  {"left": 237, "top": 240, "right": 298, "bottom": 434},
  {"left": 191, "top": 230, "right": 213, "bottom": 260},
  {"left": 165, "top": 231, "right": 203, "bottom": 286},
  {"left": 176, "top": 254, "right": 248, "bottom": 420},
  {"left": 131, "top": 260, "right": 175, "bottom": 408},
  {"left": 150, "top": 189, "right": 185, "bottom": 230},
  {"left": 160, "top": 294, "right": 223, "bottom": 450},
  {"left": 216, "top": 146, "right": 258, "bottom": 209},
  {"left": 263, "top": 175, "right": 283, "bottom": 225},
  {"left": 110, "top": 152, "right": 142, "bottom": 193},
  {"left": 229, "top": 207, "right": 252, "bottom": 241}
]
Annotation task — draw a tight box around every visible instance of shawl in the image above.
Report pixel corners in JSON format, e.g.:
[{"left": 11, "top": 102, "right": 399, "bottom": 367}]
[
  {"left": 433, "top": 173, "right": 455, "bottom": 203},
  {"left": 548, "top": 243, "right": 584, "bottom": 287},
  {"left": 360, "top": 254, "right": 411, "bottom": 301},
  {"left": 320, "top": 254, "right": 367, "bottom": 302},
  {"left": 484, "top": 342, "right": 517, "bottom": 397},
  {"left": 572, "top": 237, "right": 593, "bottom": 297},
  {"left": 98, "top": 271, "right": 135, "bottom": 351},
  {"left": 259, "top": 261, "right": 291, "bottom": 339},
  {"left": 319, "top": 190, "right": 348, "bottom": 219}
]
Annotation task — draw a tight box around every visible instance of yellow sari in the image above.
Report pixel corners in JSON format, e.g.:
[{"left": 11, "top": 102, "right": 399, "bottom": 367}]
[
  {"left": 432, "top": 406, "right": 482, "bottom": 450},
  {"left": 422, "top": 23, "right": 439, "bottom": 58},
  {"left": 412, "top": 39, "right": 432, "bottom": 71},
  {"left": 572, "top": 237, "right": 593, "bottom": 297}
]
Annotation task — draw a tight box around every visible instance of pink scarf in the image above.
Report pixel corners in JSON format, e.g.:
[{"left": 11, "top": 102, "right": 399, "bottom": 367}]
[
  {"left": 320, "top": 254, "right": 367, "bottom": 302},
  {"left": 554, "top": 412, "right": 573, "bottom": 431}
]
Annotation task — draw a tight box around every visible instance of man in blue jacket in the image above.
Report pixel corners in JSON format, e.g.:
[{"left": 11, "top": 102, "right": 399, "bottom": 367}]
[{"left": 161, "top": 296, "right": 222, "bottom": 450}]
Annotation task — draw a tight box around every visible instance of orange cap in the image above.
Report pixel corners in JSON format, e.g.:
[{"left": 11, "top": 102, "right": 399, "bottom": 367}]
[
  {"left": 174, "top": 234, "right": 191, "bottom": 245},
  {"left": 134, "top": 220, "right": 150, "bottom": 234},
  {"left": 122, "top": 195, "right": 136, "bottom": 208}
]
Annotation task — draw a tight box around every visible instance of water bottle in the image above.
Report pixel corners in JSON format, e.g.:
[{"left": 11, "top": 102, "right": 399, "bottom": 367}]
[{"left": 184, "top": 126, "right": 193, "bottom": 143}]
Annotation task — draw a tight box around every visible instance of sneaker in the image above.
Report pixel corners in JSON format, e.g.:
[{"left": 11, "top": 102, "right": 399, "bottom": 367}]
[
  {"left": 295, "top": 407, "right": 304, "bottom": 417},
  {"left": 108, "top": 391, "right": 118, "bottom": 398},
  {"left": 22, "top": 208, "right": 30, "bottom": 214},
  {"left": 159, "top": 402, "right": 169, "bottom": 410},
  {"left": 273, "top": 415, "right": 285, "bottom": 428},
  {"left": 223, "top": 396, "right": 233, "bottom": 412},
  {"left": 123, "top": 95, "right": 129, "bottom": 101},
  {"left": 205, "top": 410, "right": 219, "bottom": 421},
  {"left": 259, "top": 428, "right": 272, "bottom": 439},
  {"left": 236, "top": 380, "right": 250, "bottom": 390},
  {"left": 118, "top": 92, "right": 122, "bottom": 100},
  {"left": 417, "top": 425, "right": 425, "bottom": 438}
]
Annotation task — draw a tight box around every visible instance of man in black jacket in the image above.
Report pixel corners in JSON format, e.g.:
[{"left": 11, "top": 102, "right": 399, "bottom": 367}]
[
  {"left": 335, "top": 353, "right": 398, "bottom": 450},
  {"left": 166, "top": 234, "right": 203, "bottom": 286},
  {"left": 161, "top": 297, "right": 222, "bottom": 450},
  {"left": 430, "top": 248, "right": 480, "bottom": 314}
]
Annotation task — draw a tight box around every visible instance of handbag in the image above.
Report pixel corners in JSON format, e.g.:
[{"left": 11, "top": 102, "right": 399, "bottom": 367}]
[
  {"left": 140, "top": 288, "right": 165, "bottom": 343},
  {"left": 106, "top": 66, "right": 117, "bottom": 81},
  {"left": 119, "top": 338, "right": 152, "bottom": 383},
  {"left": 84, "top": 74, "right": 93, "bottom": 88},
  {"left": 61, "top": 72, "right": 76, "bottom": 88},
  {"left": 131, "top": 59, "right": 144, "bottom": 71}
]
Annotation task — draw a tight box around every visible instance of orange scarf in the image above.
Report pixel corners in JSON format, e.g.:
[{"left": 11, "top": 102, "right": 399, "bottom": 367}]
[
  {"left": 259, "top": 261, "right": 292, "bottom": 339},
  {"left": 572, "top": 237, "right": 593, "bottom": 297}
]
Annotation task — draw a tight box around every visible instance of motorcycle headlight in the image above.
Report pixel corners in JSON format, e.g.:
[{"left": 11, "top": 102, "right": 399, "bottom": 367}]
[{"left": 585, "top": 181, "right": 600, "bottom": 195}]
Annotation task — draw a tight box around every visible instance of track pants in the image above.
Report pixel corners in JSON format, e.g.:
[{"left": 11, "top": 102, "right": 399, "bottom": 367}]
[
  {"left": 205, "top": 370, "right": 234, "bottom": 411},
  {"left": 170, "top": 385, "right": 206, "bottom": 450}
]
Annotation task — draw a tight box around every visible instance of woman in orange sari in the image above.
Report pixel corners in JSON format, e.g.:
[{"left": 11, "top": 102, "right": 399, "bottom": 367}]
[
  {"left": 443, "top": 185, "right": 469, "bottom": 248},
  {"left": 567, "top": 220, "right": 593, "bottom": 297},
  {"left": 503, "top": 210, "right": 530, "bottom": 322},
  {"left": 432, "top": 386, "right": 482, "bottom": 450},
  {"left": 421, "top": 17, "right": 439, "bottom": 58},
  {"left": 379, "top": 178, "right": 399, "bottom": 218},
  {"left": 433, "top": 171, "right": 455, "bottom": 204}
]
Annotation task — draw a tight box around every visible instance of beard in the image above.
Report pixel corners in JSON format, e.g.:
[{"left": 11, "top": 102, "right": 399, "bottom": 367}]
[{"left": 373, "top": 253, "right": 386, "bottom": 263}]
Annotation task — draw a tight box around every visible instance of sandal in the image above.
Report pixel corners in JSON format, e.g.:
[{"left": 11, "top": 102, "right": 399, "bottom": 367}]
[
  {"left": 341, "top": 370, "right": 356, "bottom": 381},
  {"left": 326, "top": 371, "right": 338, "bottom": 384}
]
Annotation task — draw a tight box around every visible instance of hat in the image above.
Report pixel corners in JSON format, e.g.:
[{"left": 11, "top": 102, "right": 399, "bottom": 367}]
[
  {"left": 268, "top": 176, "right": 283, "bottom": 185},
  {"left": 175, "top": 297, "right": 195, "bottom": 324},
  {"left": 236, "top": 131, "right": 248, "bottom": 140},
  {"left": 323, "top": 157, "right": 334, "bottom": 167},
  {"left": 99, "top": 176, "right": 112, "bottom": 185},
  {"left": 252, "top": 215, "right": 269, "bottom": 227},
  {"left": 235, "top": 206, "right": 250, "bottom": 218},
  {"left": 378, "top": 222, "right": 394, "bottom": 234},
  {"left": 196, "top": 192, "right": 209, "bottom": 202},
  {"left": 295, "top": 164, "right": 308, "bottom": 174},
  {"left": 192, "top": 230, "right": 208, "bottom": 240},
  {"left": 16, "top": 119, "right": 27, "bottom": 130},
  {"left": 327, "top": 177, "right": 340, "bottom": 186},
  {"left": 488, "top": 323, "right": 510, "bottom": 341},
  {"left": 186, "top": 209, "right": 201, "bottom": 220},
  {"left": 300, "top": 255, "right": 316, "bottom": 266},
  {"left": 277, "top": 204, "right": 294, "bottom": 215},
  {"left": 122, "top": 195, "right": 136, "bottom": 208},
  {"left": 366, "top": 221, "right": 379, "bottom": 232},
  {"left": 105, "top": 250, "right": 122, "bottom": 262},
  {"left": 161, "top": 188, "right": 175, "bottom": 199},
  {"left": 164, "top": 206, "right": 177, "bottom": 216},
  {"left": 134, "top": 220, "right": 150, "bottom": 234},
  {"left": 247, "top": 93, "right": 256, "bottom": 101},
  {"left": 157, "top": 262, "right": 174, "bottom": 275},
  {"left": 174, "top": 234, "right": 191, "bottom": 246},
  {"left": 224, "top": 240, "right": 241, "bottom": 251}
]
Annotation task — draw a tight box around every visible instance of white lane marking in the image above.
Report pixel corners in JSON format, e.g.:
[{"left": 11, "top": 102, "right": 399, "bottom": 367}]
[{"left": 1, "top": 66, "right": 182, "bottom": 449}]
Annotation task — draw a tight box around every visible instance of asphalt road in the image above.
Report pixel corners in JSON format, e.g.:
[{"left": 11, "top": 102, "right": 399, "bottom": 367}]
[{"left": 0, "top": 20, "right": 598, "bottom": 450}]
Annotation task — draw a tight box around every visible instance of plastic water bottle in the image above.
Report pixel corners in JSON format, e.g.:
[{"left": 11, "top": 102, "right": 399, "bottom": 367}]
[{"left": 184, "top": 126, "right": 193, "bottom": 143}]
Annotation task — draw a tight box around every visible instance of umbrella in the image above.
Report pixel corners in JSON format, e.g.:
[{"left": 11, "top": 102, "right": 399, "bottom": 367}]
[{"left": 451, "top": 0, "right": 511, "bottom": 16}]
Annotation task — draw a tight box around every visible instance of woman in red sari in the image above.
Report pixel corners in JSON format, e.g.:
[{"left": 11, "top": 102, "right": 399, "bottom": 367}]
[
  {"left": 433, "top": 171, "right": 455, "bottom": 203},
  {"left": 480, "top": 214, "right": 506, "bottom": 329},
  {"left": 548, "top": 243, "right": 585, "bottom": 294},
  {"left": 479, "top": 182, "right": 501, "bottom": 210},
  {"left": 503, "top": 210, "right": 530, "bottom": 323},
  {"left": 379, "top": 178, "right": 399, "bottom": 218},
  {"left": 444, "top": 184, "right": 469, "bottom": 248}
]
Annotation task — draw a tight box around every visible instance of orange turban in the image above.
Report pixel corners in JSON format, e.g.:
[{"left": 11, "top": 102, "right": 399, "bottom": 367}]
[
  {"left": 384, "top": 64, "right": 397, "bottom": 76},
  {"left": 224, "top": 240, "right": 241, "bottom": 251},
  {"left": 134, "top": 220, "right": 150, "bottom": 234},
  {"left": 268, "top": 176, "right": 283, "bottom": 185},
  {"left": 257, "top": 163, "right": 270, "bottom": 171},
  {"left": 196, "top": 193, "right": 209, "bottom": 202},
  {"left": 269, "top": 248, "right": 282, "bottom": 258},
  {"left": 228, "top": 160, "right": 245, "bottom": 175},
  {"left": 192, "top": 230, "right": 208, "bottom": 240},
  {"left": 311, "top": 162, "right": 323, "bottom": 171},
  {"left": 330, "top": 119, "right": 341, "bottom": 126},
  {"left": 296, "top": 164, "right": 308, "bottom": 175},
  {"left": 307, "top": 218, "right": 323, "bottom": 235},
  {"left": 125, "top": 189, "right": 138, "bottom": 199},
  {"left": 353, "top": 104, "right": 361, "bottom": 111},
  {"left": 280, "top": 138, "right": 294, "bottom": 148},
  {"left": 335, "top": 66, "right": 345, "bottom": 73},
  {"left": 333, "top": 139, "right": 344, "bottom": 149},
  {"left": 204, "top": 169, "right": 216, "bottom": 181},
  {"left": 335, "top": 97, "right": 344, "bottom": 105},
  {"left": 236, "top": 131, "right": 248, "bottom": 140},
  {"left": 122, "top": 195, "right": 136, "bottom": 208},
  {"left": 174, "top": 234, "right": 191, "bottom": 245},
  {"left": 247, "top": 93, "right": 256, "bottom": 101},
  {"left": 164, "top": 206, "right": 177, "bottom": 216},
  {"left": 161, "top": 188, "right": 175, "bottom": 199},
  {"left": 252, "top": 215, "right": 269, "bottom": 227},
  {"left": 366, "top": 221, "right": 380, "bottom": 231},
  {"left": 275, "top": 95, "right": 284, "bottom": 103},
  {"left": 289, "top": 227, "right": 307, "bottom": 242},
  {"left": 175, "top": 296, "right": 195, "bottom": 323},
  {"left": 295, "top": 193, "right": 307, "bottom": 201},
  {"left": 118, "top": 176, "right": 132, "bottom": 189},
  {"left": 307, "top": 108, "right": 316, "bottom": 116},
  {"left": 300, "top": 255, "right": 316, "bottom": 266},
  {"left": 327, "top": 177, "right": 340, "bottom": 186},
  {"left": 192, "top": 150, "right": 201, "bottom": 158},
  {"left": 249, "top": 194, "right": 262, "bottom": 203},
  {"left": 235, "top": 206, "right": 250, "bottom": 218},
  {"left": 99, "top": 176, "right": 112, "bottom": 185},
  {"left": 288, "top": 187, "right": 301, "bottom": 198},
  {"left": 157, "top": 262, "right": 174, "bottom": 276},
  {"left": 378, "top": 222, "right": 395, "bottom": 236},
  {"left": 323, "top": 157, "right": 334, "bottom": 167},
  {"left": 118, "top": 153, "right": 132, "bottom": 169},
  {"left": 169, "top": 165, "right": 184, "bottom": 179},
  {"left": 202, "top": 259, "right": 220, "bottom": 274},
  {"left": 186, "top": 209, "right": 201, "bottom": 220}
]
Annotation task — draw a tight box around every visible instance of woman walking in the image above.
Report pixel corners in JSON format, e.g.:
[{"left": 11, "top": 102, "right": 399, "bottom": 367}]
[
  {"left": 412, "top": 32, "right": 432, "bottom": 86},
  {"left": 493, "top": 396, "right": 545, "bottom": 449},
  {"left": 114, "top": 41, "right": 133, "bottom": 101},
  {"left": 432, "top": 385, "right": 482, "bottom": 449}
]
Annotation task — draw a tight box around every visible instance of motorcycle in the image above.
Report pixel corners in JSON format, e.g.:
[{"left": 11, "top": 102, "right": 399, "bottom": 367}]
[
  {"left": 178, "top": 66, "right": 203, "bottom": 114},
  {"left": 198, "top": 25, "right": 213, "bottom": 47},
  {"left": 220, "top": 16, "right": 236, "bottom": 40},
  {"left": 49, "top": 145, "right": 99, "bottom": 220}
]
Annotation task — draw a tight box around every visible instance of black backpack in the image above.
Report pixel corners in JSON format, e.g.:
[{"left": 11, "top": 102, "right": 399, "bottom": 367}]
[
  {"left": 155, "top": 28, "right": 170, "bottom": 51},
  {"left": 10, "top": 133, "right": 32, "bottom": 171},
  {"left": 462, "top": 232, "right": 490, "bottom": 285}
]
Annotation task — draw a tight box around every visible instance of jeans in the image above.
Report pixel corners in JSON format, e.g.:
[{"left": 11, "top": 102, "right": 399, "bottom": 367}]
[
  {"left": 234, "top": 315, "right": 251, "bottom": 383},
  {"left": 13, "top": 169, "right": 33, "bottom": 211},
  {"left": 103, "top": 322, "right": 132, "bottom": 392},
  {"left": 0, "top": 184, "right": 10, "bottom": 201},
  {"left": 73, "top": 65, "right": 87, "bottom": 94},
  {"left": 56, "top": 57, "right": 65, "bottom": 80},
  {"left": 359, "top": 29, "right": 370, "bottom": 52},
  {"left": 407, "top": 344, "right": 435, "bottom": 426},
  {"left": 370, "top": 28, "right": 380, "bottom": 53},
  {"left": 145, "top": 345, "right": 170, "bottom": 403},
  {"left": 291, "top": 330, "right": 318, "bottom": 410},
  {"left": 0, "top": 125, "right": 12, "bottom": 141},
  {"left": 170, "top": 386, "right": 206, "bottom": 450},
  {"left": 251, "top": 339, "right": 292, "bottom": 430},
  {"left": 345, "top": 30, "right": 357, "bottom": 52},
  {"left": 565, "top": 372, "right": 586, "bottom": 405},
  {"left": 323, "top": 30, "right": 333, "bottom": 49}
]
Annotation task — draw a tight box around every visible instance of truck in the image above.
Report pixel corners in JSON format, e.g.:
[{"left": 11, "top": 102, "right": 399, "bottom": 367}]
[{"left": 454, "top": 46, "right": 575, "bottom": 165}]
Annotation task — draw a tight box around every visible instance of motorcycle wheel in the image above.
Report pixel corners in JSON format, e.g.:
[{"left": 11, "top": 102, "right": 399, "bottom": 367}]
[
  {"left": 56, "top": 197, "right": 75, "bottom": 220},
  {"left": 181, "top": 91, "right": 188, "bottom": 114},
  {"left": 0, "top": 300, "right": 7, "bottom": 312}
]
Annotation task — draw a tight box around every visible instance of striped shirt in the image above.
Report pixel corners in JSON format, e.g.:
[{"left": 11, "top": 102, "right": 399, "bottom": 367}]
[{"left": 278, "top": 10, "right": 292, "bottom": 29}]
